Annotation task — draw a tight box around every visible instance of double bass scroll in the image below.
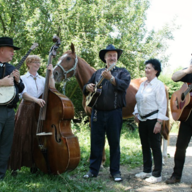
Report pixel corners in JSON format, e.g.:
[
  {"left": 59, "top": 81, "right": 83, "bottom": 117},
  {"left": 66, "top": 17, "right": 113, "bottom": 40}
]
[{"left": 34, "top": 36, "right": 80, "bottom": 174}]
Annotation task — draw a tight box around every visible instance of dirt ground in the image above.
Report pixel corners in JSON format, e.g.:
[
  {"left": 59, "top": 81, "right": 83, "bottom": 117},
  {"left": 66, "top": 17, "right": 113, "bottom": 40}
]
[{"left": 97, "top": 132, "right": 192, "bottom": 192}]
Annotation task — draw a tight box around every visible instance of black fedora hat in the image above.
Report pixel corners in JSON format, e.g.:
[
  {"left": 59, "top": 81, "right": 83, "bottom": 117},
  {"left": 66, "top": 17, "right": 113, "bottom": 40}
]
[
  {"left": 99, "top": 44, "right": 123, "bottom": 63},
  {"left": 0, "top": 37, "right": 20, "bottom": 50}
]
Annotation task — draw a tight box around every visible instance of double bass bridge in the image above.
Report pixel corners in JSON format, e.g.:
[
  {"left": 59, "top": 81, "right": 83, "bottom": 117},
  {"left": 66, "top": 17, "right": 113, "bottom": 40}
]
[{"left": 36, "top": 132, "right": 52, "bottom": 136}]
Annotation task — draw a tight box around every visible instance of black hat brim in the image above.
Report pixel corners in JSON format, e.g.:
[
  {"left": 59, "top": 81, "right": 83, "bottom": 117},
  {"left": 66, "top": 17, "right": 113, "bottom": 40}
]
[
  {"left": 99, "top": 49, "right": 123, "bottom": 63},
  {"left": 0, "top": 44, "right": 20, "bottom": 50}
]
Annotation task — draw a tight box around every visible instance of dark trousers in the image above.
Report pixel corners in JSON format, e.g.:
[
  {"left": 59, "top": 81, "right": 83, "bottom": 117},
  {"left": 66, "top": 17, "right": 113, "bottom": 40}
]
[
  {"left": 172, "top": 113, "right": 192, "bottom": 179},
  {"left": 89, "top": 108, "right": 122, "bottom": 176},
  {"left": 0, "top": 106, "right": 15, "bottom": 179},
  {"left": 139, "top": 119, "right": 162, "bottom": 177}
]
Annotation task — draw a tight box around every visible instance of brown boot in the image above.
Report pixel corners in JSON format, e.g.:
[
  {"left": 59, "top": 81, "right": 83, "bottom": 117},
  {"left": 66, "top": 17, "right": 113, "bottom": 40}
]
[{"left": 166, "top": 176, "right": 180, "bottom": 184}]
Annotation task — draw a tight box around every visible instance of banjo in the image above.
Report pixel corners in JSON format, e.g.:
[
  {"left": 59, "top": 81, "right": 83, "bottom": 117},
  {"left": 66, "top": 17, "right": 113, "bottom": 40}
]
[{"left": 0, "top": 43, "right": 38, "bottom": 105}]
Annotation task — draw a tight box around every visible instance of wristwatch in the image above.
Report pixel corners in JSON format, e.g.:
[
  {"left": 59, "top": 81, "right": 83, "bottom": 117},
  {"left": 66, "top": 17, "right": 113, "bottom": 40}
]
[
  {"left": 157, "top": 121, "right": 162, "bottom": 125},
  {"left": 110, "top": 76, "right": 114, "bottom": 83}
]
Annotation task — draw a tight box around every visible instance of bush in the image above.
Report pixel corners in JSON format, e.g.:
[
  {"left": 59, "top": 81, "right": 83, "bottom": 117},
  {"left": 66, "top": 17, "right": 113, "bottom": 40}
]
[
  {"left": 55, "top": 77, "right": 84, "bottom": 118},
  {"left": 159, "top": 69, "right": 183, "bottom": 99}
]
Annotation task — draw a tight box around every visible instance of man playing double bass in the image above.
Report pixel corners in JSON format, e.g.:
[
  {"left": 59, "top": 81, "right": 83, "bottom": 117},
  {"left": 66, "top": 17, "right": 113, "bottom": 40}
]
[
  {"left": 166, "top": 65, "right": 192, "bottom": 184},
  {"left": 83, "top": 44, "right": 131, "bottom": 182}
]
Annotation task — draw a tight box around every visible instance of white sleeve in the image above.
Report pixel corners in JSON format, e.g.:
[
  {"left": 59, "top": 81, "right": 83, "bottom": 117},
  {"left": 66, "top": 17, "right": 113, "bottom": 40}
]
[
  {"left": 133, "top": 103, "right": 138, "bottom": 116},
  {"left": 156, "top": 82, "right": 169, "bottom": 120}
]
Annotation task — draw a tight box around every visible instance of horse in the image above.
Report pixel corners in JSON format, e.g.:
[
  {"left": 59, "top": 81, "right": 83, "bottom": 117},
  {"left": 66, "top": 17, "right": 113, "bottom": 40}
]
[{"left": 53, "top": 43, "right": 170, "bottom": 165}]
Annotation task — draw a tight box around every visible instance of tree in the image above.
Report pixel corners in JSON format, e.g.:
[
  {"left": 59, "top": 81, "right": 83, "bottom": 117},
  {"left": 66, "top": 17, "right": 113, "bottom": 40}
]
[{"left": 0, "top": 0, "right": 177, "bottom": 114}]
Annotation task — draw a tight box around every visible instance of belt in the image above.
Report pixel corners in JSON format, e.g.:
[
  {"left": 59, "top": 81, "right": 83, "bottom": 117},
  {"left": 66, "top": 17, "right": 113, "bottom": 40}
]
[
  {"left": 140, "top": 110, "right": 159, "bottom": 119},
  {"left": 0, "top": 105, "right": 14, "bottom": 109},
  {"left": 21, "top": 99, "right": 35, "bottom": 104},
  {"left": 7, "top": 104, "right": 14, "bottom": 108}
]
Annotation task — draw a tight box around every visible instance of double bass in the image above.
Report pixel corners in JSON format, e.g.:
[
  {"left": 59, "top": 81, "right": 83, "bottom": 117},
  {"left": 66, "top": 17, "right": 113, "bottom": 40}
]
[{"left": 33, "top": 36, "right": 80, "bottom": 174}]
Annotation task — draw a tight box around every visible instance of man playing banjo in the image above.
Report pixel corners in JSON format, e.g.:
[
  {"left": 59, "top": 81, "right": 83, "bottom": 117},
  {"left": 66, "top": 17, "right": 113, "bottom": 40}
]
[{"left": 0, "top": 37, "right": 24, "bottom": 180}]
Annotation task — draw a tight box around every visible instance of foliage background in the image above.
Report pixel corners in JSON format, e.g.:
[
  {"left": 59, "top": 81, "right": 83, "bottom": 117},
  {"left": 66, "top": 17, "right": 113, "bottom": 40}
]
[
  {"left": 0, "top": 1, "right": 183, "bottom": 191},
  {"left": 0, "top": 0, "right": 178, "bottom": 115}
]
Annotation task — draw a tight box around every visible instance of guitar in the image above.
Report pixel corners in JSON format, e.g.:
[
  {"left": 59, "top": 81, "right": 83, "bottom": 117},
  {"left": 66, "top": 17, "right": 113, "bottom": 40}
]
[
  {"left": 86, "top": 63, "right": 115, "bottom": 107},
  {"left": 0, "top": 43, "right": 38, "bottom": 105},
  {"left": 170, "top": 83, "right": 192, "bottom": 121}
]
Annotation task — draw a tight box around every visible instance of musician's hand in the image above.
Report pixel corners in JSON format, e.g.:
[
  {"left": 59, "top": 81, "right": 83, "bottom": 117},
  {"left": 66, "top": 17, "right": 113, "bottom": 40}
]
[
  {"left": 12, "top": 69, "right": 20, "bottom": 83},
  {"left": 153, "top": 122, "right": 162, "bottom": 134},
  {"left": 101, "top": 70, "right": 111, "bottom": 80},
  {"left": 1, "top": 76, "right": 14, "bottom": 86},
  {"left": 134, "top": 114, "right": 139, "bottom": 123},
  {"left": 185, "top": 65, "right": 192, "bottom": 74},
  {"left": 35, "top": 98, "right": 46, "bottom": 108},
  {"left": 47, "top": 64, "right": 53, "bottom": 73},
  {"left": 86, "top": 83, "right": 95, "bottom": 92}
]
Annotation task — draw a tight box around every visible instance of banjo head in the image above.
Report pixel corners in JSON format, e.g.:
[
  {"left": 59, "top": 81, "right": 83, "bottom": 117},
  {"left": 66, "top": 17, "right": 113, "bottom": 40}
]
[{"left": 0, "top": 86, "right": 16, "bottom": 105}]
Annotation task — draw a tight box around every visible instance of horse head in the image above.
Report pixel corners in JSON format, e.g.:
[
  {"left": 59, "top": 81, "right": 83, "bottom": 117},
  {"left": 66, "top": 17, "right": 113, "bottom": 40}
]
[{"left": 53, "top": 43, "right": 78, "bottom": 83}]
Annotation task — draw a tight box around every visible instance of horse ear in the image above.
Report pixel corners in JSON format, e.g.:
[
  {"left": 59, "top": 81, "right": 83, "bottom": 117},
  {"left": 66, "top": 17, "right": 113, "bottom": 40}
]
[{"left": 71, "top": 43, "right": 75, "bottom": 53}]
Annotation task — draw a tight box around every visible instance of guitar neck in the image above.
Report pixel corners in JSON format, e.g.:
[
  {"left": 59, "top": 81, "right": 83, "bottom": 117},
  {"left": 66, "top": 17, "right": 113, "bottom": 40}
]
[
  {"left": 184, "top": 83, "right": 192, "bottom": 96},
  {"left": 97, "top": 76, "right": 105, "bottom": 87},
  {"left": 96, "top": 63, "right": 116, "bottom": 87},
  {"left": 15, "top": 49, "right": 33, "bottom": 70}
]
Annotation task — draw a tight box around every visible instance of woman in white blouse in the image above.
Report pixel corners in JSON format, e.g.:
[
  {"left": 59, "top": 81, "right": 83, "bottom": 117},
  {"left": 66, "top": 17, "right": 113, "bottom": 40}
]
[
  {"left": 9, "top": 55, "right": 55, "bottom": 175},
  {"left": 133, "top": 59, "right": 169, "bottom": 183}
]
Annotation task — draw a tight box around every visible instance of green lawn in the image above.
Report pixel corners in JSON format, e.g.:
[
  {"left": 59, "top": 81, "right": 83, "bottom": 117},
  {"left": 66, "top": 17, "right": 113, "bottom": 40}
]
[{"left": 0, "top": 121, "right": 143, "bottom": 192}]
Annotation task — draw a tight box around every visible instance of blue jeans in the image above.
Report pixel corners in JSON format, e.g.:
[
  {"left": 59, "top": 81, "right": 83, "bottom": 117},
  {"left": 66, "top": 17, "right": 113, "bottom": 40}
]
[{"left": 89, "top": 108, "right": 122, "bottom": 176}]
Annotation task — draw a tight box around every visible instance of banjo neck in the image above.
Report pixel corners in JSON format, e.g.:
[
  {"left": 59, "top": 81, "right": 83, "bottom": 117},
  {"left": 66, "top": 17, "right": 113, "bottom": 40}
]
[{"left": 8, "top": 43, "right": 38, "bottom": 78}]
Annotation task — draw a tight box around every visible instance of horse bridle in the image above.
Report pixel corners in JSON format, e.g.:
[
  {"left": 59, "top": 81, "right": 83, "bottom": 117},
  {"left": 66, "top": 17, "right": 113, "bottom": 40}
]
[
  {"left": 54, "top": 54, "right": 78, "bottom": 94},
  {"left": 55, "top": 54, "right": 78, "bottom": 82}
]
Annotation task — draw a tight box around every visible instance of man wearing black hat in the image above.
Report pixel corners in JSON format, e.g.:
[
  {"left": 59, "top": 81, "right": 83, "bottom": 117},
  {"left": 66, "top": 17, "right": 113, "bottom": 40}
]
[
  {"left": 0, "top": 37, "right": 24, "bottom": 179},
  {"left": 83, "top": 44, "right": 131, "bottom": 181}
]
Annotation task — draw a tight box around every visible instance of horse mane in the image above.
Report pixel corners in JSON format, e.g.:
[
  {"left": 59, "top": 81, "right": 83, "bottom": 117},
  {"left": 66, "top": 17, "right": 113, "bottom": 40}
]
[
  {"left": 77, "top": 57, "right": 96, "bottom": 72},
  {"left": 70, "top": 43, "right": 96, "bottom": 72}
]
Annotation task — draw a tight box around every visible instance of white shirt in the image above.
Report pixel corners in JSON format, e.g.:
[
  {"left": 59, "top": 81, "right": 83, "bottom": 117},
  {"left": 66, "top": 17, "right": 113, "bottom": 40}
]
[
  {"left": 133, "top": 77, "right": 169, "bottom": 121},
  {"left": 20, "top": 72, "right": 45, "bottom": 98}
]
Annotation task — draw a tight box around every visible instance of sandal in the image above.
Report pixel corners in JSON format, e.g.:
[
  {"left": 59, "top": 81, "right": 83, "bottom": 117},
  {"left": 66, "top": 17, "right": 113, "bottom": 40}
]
[{"left": 83, "top": 171, "right": 96, "bottom": 179}]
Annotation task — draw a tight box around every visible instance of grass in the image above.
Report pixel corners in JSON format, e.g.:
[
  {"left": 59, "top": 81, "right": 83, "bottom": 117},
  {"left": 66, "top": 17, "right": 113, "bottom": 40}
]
[
  {"left": 0, "top": 121, "right": 144, "bottom": 192},
  {"left": 1, "top": 119, "right": 180, "bottom": 191}
]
